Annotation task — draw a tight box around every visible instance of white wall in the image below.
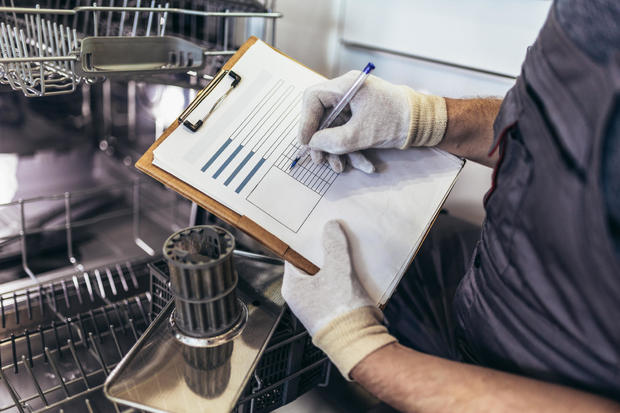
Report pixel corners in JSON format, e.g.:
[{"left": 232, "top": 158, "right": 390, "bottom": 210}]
[
  {"left": 274, "top": 0, "right": 551, "bottom": 225},
  {"left": 273, "top": 0, "right": 341, "bottom": 76}
]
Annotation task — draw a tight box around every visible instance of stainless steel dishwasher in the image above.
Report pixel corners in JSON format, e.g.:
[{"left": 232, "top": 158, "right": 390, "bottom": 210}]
[{"left": 0, "top": 2, "right": 330, "bottom": 411}]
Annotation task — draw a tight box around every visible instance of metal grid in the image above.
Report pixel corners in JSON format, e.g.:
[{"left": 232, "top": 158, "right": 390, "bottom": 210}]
[
  {"left": 0, "top": 259, "right": 153, "bottom": 412},
  {"left": 149, "top": 259, "right": 331, "bottom": 413},
  {"left": 148, "top": 260, "right": 171, "bottom": 317}
]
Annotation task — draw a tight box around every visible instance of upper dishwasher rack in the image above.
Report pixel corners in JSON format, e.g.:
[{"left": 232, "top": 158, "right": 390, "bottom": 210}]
[{"left": 0, "top": 1, "right": 281, "bottom": 97}]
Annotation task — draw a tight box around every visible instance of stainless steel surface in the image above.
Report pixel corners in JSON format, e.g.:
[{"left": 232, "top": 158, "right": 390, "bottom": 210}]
[
  {"left": 104, "top": 254, "right": 286, "bottom": 412},
  {"left": 0, "top": 2, "right": 281, "bottom": 96},
  {"left": 170, "top": 300, "right": 247, "bottom": 347},
  {"left": 76, "top": 35, "right": 207, "bottom": 77},
  {"left": 0, "top": 172, "right": 184, "bottom": 283}
]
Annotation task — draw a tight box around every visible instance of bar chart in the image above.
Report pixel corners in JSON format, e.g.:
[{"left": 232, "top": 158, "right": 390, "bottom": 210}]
[
  {"left": 186, "top": 74, "right": 340, "bottom": 232},
  {"left": 195, "top": 77, "right": 304, "bottom": 194}
]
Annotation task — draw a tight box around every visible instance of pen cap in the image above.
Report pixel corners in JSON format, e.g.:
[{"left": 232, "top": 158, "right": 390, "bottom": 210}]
[{"left": 363, "top": 62, "right": 376, "bottom": 74}]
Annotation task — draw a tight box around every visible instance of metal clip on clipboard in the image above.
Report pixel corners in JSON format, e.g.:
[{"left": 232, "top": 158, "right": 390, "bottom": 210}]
[{"left": 179, "top": 70, "right": 242, "bottom": 132}]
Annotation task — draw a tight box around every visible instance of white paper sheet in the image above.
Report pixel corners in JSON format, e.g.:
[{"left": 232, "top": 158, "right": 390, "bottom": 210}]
[{"left": 153, "top": 40, "right": 463, "bottom": 305}]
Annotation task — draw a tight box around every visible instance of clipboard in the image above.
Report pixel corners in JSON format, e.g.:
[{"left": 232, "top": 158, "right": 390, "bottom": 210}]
[{"left": 135, "top": 36, "right": 320, "bottom": 275}]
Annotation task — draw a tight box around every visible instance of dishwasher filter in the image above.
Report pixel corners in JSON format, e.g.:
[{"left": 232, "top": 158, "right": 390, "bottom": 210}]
[{"left": 164, "top": 226, "right": 244, "bottom": 342}]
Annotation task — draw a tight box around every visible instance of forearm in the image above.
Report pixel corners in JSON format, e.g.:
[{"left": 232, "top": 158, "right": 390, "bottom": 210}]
[
  {"left": 437, "top": 98, "right": 503, "bottom": 168},
  {"left": 351, "top": 343, "right": 620, "bottom": 413}
]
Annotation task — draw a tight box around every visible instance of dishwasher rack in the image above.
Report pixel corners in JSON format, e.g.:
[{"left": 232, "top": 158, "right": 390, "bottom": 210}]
[
  {"left": 0, "top": 257, "right": 153, "bottom": 412},
  {"left": 0, "top": 0, "right": 281, "bottom": 97}
]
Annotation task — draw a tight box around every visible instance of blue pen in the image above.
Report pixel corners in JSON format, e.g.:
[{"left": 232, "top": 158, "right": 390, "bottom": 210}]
[{"left": 290, "top": 62, "right": 375, "bottom": 169}]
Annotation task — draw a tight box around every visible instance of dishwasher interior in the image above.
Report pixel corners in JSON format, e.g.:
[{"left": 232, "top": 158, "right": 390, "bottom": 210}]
[{"left": 0, "top": 1, "right": 330, "bottom": 412}]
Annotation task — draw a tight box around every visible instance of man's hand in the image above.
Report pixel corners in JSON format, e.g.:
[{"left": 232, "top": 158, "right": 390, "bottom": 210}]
[
  {"left": 281, "top": 220, "right": 396, "bottom": 378},
  {"left": 299, "top": 71, "right": 448, "bottom": 173}
]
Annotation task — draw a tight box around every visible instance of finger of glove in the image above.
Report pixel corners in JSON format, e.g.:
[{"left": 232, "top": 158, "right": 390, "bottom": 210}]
[
  {"left": 308, "top": 121, "right": 361, "bottom": 154},
  {"left": 310, "top": 149, "right": 325, "bottom": 164},
  {"left": 327, "top": 153, "right": 345, "bottom": 173},
  {"left": 321, "top": 220, "right": 351, "bottom": 274},
  {"left": 299, "top": 88, "right": 344, "bottom": 145},
  {"left": 281, "top": 261, "right": 311, "bottom": 302},
  {"left": 347, "top": 152, "right": 375, "bottom": 174},
  {"left": 299, "top": 71, "right": 362, "bottom": 145}
]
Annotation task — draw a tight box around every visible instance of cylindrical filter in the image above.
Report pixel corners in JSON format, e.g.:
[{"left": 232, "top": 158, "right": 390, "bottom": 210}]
[{"left": 163, "top": 225, "right": 240, "bottom": 338}]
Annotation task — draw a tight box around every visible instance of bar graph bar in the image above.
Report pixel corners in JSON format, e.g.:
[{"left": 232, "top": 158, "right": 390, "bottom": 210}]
[
  {"left": 236, "top": 158, "right": 266, "bottom": 193},
  {"left": 213, "top": 144, "right": 244, "bottom": 179},
  {"left": 224, "top": 151, "right": 255, "bottom": 186},
  {"left": 200, "top": 138, "right": 232, "bottom": 172}
]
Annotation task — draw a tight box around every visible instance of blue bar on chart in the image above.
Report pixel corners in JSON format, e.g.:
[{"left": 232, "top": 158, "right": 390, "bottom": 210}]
[
  {"left": 213, "top": 144, "right": 244, "bottom": 179},
  {"left": 224, "top": 151, "right": 255, "bottom": 186},
  {"left": 235, "top": 158, "right": 266, "bottom": 193},
  {"left": 200, "top": 138, "right": 233, "bottom": 172}
]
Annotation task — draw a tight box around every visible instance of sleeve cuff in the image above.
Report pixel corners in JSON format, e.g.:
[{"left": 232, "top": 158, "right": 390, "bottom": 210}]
[
  {"left": 312, "top": 306, "right": 397, "bottom": 381},
  {"left": 400, "top": 87, "right": 448, "bottom": 149}
]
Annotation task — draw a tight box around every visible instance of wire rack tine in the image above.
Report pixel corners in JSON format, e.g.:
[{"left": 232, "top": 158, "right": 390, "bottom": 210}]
[
  {"left": 118, "top": 0, "right": 127, "bottom": 36},
  {"left": 19, "top": 29, "right": 33, "bottom": 82},
  {"left": 131, "top": 0, "right": 140, "bottom": 36},
  {"left": 93, "top": 2, "right": 98, "bottom": 36},
  {"left": 22, "top": 355, "right": 48, "bottom": 406},
  {"left": 18, "top": 200, "right": 36, "bottom": 281},
  {"left": 0, "top": 365, "right": 25, "bottom": 413},
  {"left": 105, "top": 0, "right": 113, "bottom": 36},
  {"left": 45, "top": 347, "right": 70, "bottom": 397},
  {"left": 160, "top": 2, "right": 169, "bottom": 36}
]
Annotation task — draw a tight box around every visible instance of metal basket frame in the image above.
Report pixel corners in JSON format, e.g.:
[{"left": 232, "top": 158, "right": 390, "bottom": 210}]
[
  {"left": 0, "top": 177, "right": 186, "bottom": 282},
  {"left": 0, "top": 1, "right": 281, "bottom": 96},
  {"left": 0, "top": 257, "right": 153, "bottom": 413}
]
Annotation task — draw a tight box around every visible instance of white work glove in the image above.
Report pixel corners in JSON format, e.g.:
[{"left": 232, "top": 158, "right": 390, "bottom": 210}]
[
  {"left": 281, "top": 220, "right": 396, "bottom": 379},
  {"left": 299, "top": 71, "right": 448, "bottom": 173}
]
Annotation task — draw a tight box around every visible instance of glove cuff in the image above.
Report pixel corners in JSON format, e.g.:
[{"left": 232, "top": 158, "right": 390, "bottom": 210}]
[
  {"left": 312, "top": 306, "right": 397, "bottom": 381},
  {"left": 400, "top": 87, "right": 448, "bottom": 149}
]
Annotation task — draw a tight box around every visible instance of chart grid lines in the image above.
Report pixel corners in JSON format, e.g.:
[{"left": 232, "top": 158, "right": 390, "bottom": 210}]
[{"left": 274, "top": 141, "right": 338, "bottom": 196}]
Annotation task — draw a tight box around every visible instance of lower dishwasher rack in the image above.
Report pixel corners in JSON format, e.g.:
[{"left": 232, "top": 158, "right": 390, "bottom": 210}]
[
  {"left": 0, "top": 257, "right": 153, "bottom": 413},
  {"left": 0, "top": 259, "right": 332, "bottom": 413}
]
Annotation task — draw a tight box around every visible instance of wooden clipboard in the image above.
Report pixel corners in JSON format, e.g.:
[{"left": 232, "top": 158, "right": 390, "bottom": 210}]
[{"left": 135, "top": 36, "right": 319, "bottom": 275}]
